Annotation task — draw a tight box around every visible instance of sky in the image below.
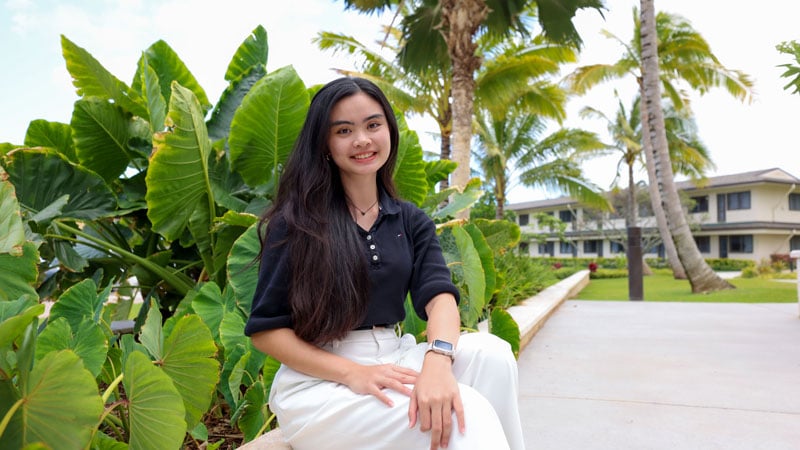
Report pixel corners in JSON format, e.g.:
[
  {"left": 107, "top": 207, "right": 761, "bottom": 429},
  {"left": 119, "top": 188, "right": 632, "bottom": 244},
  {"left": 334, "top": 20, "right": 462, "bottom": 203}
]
[{"left": 2, "top": 0, "right": 799, "bottom": 204}]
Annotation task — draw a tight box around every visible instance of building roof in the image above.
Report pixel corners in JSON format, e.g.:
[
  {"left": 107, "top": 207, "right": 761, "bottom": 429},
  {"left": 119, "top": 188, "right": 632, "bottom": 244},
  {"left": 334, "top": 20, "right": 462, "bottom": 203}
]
[
  {"left": 676, "top": 167, "right": 800, "bottom": 191},
  {"left": 507, "top": 196, "right": 576, "bottom": 211},
  {"left": 507, "top": 168, "right": 800, "bottom": 211}
]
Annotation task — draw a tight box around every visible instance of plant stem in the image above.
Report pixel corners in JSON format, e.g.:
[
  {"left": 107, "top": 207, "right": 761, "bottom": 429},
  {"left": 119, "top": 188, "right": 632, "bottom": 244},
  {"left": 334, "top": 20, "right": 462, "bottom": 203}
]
[{"left": 52, "top": 221, "right": 193, "bottom": 295}]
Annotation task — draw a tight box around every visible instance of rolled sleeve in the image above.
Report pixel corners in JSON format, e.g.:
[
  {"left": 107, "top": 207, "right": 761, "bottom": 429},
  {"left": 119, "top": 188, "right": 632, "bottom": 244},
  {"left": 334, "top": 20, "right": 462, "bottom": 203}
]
[{"left": 244, "top": 219, "right": 294, "bottom": 336}]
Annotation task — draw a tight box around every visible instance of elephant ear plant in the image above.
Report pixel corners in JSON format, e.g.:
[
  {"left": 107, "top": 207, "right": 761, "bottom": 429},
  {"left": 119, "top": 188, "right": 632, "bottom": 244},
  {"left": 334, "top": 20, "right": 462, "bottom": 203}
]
[{"left": 0, "top": 25, "right": 520, "bottom": 449}]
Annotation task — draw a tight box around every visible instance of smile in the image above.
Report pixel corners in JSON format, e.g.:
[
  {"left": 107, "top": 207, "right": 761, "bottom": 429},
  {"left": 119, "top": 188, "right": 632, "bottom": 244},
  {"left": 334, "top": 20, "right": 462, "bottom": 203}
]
[{"left": 352, "top": 152, "right": 377, "bottom": 160}]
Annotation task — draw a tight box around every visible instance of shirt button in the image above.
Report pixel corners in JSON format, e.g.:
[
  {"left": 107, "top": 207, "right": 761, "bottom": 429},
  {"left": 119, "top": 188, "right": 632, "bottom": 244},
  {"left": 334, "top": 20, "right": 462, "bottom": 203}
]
[
  {"left": 372, "top": 255, "right": 379, "bottom": 261},
  {"left": 370, "top": 244, "right": 376, "bottom": 250},
  {"left": 366, "top": 235, "right": 372, "bottom": 241}
]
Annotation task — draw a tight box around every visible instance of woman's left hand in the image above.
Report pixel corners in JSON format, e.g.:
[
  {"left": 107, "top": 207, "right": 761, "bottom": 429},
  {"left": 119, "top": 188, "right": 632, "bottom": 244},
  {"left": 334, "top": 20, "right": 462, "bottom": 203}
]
[{"left": 408, "top": 353, "right": 465, "bottom": 450}]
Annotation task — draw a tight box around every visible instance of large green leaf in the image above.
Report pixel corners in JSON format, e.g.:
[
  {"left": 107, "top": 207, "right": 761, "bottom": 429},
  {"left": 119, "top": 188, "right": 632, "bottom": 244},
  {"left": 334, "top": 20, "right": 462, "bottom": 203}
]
[
  {"left": 71, "top": 98, "right": 136, "bottom": 183},
  {"left": 489, "top": 308, "right": 520, "bottom": 358},
  {"left": 0, "top": 303, "right": 44, "bottom": 349},
  {"left": 394, "top": 130, "right": 428, "bottom": 206},
  {"left": 424, "top": 159, "right": 457, "bottom": 187},
  {"left": 472, "top": 218, "right": 521, "bottom": 254},
  {"left": 132, "top": 40, "right": 211, "bottom": 114},
  {"left": 61, "top": 35, "right": 148, "bottom": 118},
  {"left": 0, "top": 350, "right": 103, "bottom": 450},
  {"left": 160, "top": 314, "right": 219, "bottom": 429},
  {"left": 35, "top": 317, "right": 108, "bottom": 378},
  {"left": 191, "top": 281, "right": 233, "bottom": 341},
  {"left": 139, "top": 302, "right": 163, "bottom": 361},
  {"left": 447, "top": 226, "right": 486, "bottom": 328},
  {"left": 6, "top": 149, "right": 117, "bottom": 221},
  {"left": 124, "top": 351, "right": 186, "bottom": 450},
  {"left": 218, "top": 310, "right": 249, "bottom": 406},
  {"left": 237, "top": 379, "right": 269, "bottom": 442},
  {"left": 208, "top": 65, "right": 267, "bottom": 144},
  {"left": 225, "top": 25, "right": 269, "bottom": 82},
  {"left": 463, "top": 224, "right": 496, "bottom": 306},
  {"left": 23, "top": 120, "right": 76, "bottom": 163},
  {"left": 145, "top": 81, "right": 215, "bottom": 242},
  {"left": 48, "top": 278, "right": 108, "bottom": 331},
  {"left": 401, "top": 295, "right": 427, "bottom": 342},
  {"left": 0, "top": 242, "right": 39, "bottom": 302},
  {"left": 138, "top": 53, "right": 168, "bottom": 135},
  {"left": 226, "top": 223, "right": 261, "bottom": 312},
  {"left": 229, "top": 66, "right": 309, "bottom": 187},
  {"left": 429, "top": 178, "right": 484, "bottom": 220},
  {"left": 0, "top": 166, "right": 26, "bottom": 255}
]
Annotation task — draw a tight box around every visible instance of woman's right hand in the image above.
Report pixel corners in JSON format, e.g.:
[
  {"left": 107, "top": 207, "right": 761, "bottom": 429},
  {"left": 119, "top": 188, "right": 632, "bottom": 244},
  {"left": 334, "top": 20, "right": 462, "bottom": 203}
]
[
  {"left": 252, "top": 328, "right": 418, "bottom": 406},
  {"left": 344, "top": 363, "right": 419, "bottom": 407}
]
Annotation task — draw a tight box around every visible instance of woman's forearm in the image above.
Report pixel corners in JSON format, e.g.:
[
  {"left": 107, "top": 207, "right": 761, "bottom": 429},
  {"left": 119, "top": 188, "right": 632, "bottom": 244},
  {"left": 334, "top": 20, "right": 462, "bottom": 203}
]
[{"left": 250, "top": 327, "right": 359, "bottom": 385}]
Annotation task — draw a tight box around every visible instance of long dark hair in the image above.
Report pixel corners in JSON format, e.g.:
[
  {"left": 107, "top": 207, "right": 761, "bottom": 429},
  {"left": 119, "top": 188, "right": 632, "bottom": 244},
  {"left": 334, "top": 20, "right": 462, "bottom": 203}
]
[{"left": 260, "top": 77, "right": 400, "bottom": 345}]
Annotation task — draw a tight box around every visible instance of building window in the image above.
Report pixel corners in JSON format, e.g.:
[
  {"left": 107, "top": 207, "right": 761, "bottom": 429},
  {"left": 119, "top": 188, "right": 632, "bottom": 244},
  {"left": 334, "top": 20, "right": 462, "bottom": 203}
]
[
  {"left": 726, "top": 191, "right": 751, "bottom": 210},
  {"left": 690, "top": 195, "right": 709, "bottom": 213},
  {"left": 558, "top": 210, "right": 575, "bottom": 222},
  {"left": 518, "top": 214, "right": 529, "bottom": 226},
  {"left": 728, "top": 235, "right": 753, "bottom": 253},
  {"left": 610, "top": 241, "right": 625, "bottom": 254},
  {"left": 519, "top": 242, "right": 529, "bottom": 254},
  {"left": 694, "top": 236, "right": 711, "bottom": 253},
  {"left": 559, "top": 241, "right": 575, "bottom": 254},
  {"left": 791, "top": 236, "right": 800, "bottom": 251},
  {"left": 789, "top": 193, "right": 800, "bottom": 211},
  {"left": 583, "top": 240, "right": 601, "bottom": 254},
  {"left": 644, "top": 243, "right": 664, "bottom": 256}
]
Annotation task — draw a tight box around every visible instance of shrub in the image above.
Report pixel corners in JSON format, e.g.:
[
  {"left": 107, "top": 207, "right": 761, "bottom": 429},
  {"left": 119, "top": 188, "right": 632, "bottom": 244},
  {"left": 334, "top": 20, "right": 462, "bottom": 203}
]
[
  {"left": 590, "top": 268, "right": 629, "bottom": 279},
  {"left": 493, "top": 253, "right": 558, "bottom": 309},
  {"left": 740, "top": 266, "right": 758, "bottom": 278}
]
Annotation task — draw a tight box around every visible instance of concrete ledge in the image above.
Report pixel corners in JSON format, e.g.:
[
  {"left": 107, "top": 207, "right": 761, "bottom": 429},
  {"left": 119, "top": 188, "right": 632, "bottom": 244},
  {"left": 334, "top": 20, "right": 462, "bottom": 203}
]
[{"left": 478, "top": 270, "right": 590, "bottom": 351}]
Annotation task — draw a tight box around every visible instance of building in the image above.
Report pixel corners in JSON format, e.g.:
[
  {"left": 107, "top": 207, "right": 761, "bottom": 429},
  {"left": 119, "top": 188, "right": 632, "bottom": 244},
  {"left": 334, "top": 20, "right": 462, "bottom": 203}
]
[{"left": 507, "top": 168, "right": 800, "bottom": 262}]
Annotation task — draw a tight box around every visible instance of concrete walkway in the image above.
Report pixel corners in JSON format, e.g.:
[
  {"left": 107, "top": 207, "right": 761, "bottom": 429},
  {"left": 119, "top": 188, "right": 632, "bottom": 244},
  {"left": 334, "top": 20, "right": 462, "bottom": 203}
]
[{"left": 517, "top": 300, "right": 800, "bottom": 449}]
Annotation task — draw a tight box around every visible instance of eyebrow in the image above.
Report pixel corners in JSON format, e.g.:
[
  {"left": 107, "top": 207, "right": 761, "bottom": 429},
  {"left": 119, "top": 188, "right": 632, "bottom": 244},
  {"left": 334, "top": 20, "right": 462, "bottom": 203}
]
[{"left": 329, "top": 113, "right": 385, "bottom": 127}]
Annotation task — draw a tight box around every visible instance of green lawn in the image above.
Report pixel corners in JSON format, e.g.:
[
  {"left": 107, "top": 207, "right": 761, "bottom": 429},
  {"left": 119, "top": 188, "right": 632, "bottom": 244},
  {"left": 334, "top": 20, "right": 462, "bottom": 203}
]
[{"left": 575, "top": 272, "right": 799, "bottom": 302}]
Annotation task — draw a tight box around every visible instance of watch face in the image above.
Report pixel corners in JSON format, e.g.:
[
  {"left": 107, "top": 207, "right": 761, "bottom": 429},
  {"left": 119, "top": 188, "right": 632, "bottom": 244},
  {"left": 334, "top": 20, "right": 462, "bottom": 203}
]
[{"left": 433, "top": 339, "right": 453, "bottom": 352}]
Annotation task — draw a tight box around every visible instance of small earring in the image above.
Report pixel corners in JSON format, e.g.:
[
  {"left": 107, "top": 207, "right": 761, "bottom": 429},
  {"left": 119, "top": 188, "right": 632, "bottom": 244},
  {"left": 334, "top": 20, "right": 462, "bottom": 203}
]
[{"left": 325, "top": 153, "right": 331, "bottom": 161}]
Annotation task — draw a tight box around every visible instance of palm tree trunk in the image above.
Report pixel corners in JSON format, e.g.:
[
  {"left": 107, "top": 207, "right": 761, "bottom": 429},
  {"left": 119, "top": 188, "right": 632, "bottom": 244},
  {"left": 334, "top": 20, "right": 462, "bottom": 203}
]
[
  {"left": 640, "top": 0, "right": 732, "bottom": 292},
  {"left": 496, "top": 177, "right": 506, "bottom": 220},
  {"left": 441, "top": 0, "right": 486, "bottom": 219},
  {"left": 638, "top": 84, "right": 687, "bottom": 279},
  {"left": 626, "top": 159, "right": 638, "bottom": 229},
  {"left": 438, "top": 107, "right": 452, "bottom": 190}
]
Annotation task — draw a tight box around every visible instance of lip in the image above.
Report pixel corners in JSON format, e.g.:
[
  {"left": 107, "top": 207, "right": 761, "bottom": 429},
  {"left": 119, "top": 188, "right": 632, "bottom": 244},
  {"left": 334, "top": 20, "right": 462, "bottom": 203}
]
[{"left": 351, "top": 152, "right": 377, "bottom": 161}]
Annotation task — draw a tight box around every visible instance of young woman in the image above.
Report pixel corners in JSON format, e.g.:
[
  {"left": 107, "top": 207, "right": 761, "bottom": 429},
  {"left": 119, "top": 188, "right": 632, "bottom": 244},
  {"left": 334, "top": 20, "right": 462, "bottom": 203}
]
[{"left": 245, "top": 77, "right": 525, "bottom": 450}]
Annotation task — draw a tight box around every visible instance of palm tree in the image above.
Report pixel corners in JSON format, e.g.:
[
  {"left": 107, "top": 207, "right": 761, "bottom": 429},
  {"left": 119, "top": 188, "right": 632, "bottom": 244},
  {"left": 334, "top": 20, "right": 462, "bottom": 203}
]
[
  {"left": 340, "top": 0, "right": 606, "bottom": 218},
  {"left": 580, "top": 94, "right": 714, "bottom": 229},
  {"left": 567, "top": 6, "right": 751, "bottom": 290},
  {"left": 639, "top": 0, "right": 732, "bottom": 292},
  {"left": 581, "top": 94, "right": 714, "bottom": 279},
  {"left": 777, "top": 40, "right": 800, "bottom": 95},
  {"left": 474, "top": 96, "right": 610, "bottom": 219}
]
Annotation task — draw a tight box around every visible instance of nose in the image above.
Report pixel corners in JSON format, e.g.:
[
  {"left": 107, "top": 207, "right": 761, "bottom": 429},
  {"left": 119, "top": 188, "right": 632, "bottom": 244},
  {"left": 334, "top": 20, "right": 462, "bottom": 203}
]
[{"left": 354, "top": 132, "right": 370, "bottom": 148}]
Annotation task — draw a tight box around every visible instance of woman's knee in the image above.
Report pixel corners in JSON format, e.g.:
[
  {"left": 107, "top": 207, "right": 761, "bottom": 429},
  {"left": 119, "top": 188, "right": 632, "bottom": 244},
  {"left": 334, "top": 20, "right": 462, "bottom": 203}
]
[{"left": 456, "top": 332, "right": 515, "bottom": 365}]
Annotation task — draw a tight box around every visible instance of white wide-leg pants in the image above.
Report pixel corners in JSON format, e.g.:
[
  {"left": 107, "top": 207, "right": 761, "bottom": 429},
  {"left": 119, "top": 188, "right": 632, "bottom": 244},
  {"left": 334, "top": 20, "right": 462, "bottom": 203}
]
[{"left": 269, "top": 328, "right": 525, "bottom": 450}]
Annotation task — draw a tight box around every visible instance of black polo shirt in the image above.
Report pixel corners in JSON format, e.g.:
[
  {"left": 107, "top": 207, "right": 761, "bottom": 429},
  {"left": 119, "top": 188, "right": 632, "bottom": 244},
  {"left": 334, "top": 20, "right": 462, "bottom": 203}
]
[{"left": 244, "top": 190, "right": 460, "bottom": 337}]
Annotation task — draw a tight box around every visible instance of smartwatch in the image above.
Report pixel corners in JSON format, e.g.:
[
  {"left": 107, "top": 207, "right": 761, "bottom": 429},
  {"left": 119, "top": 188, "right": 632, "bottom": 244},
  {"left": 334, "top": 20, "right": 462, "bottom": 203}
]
[{"left": 426, "top": 339, "right": 455, "bottom": 361}]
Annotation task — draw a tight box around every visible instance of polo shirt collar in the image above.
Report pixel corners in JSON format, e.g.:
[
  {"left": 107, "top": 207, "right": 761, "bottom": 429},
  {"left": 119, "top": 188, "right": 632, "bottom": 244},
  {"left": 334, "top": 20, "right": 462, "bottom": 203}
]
[{"left": 378, "top": 185, "right": 401, "bottom": 216}]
